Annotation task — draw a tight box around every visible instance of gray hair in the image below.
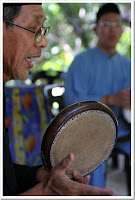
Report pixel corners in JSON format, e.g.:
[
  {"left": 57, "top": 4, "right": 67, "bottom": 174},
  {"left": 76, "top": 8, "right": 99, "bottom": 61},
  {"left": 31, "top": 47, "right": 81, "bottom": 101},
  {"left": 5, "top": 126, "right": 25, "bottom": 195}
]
[
  {"left": 3, "top": 5, "right": 22, "bottom": 27},
  {"left": 3, "top": 3, "right": 42, "bottom": 27}
]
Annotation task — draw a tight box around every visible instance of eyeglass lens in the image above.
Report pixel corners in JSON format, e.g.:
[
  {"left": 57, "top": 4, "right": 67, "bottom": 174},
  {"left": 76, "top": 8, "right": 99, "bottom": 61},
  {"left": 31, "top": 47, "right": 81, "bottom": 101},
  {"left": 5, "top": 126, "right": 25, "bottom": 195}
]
[
  {"left": 99, "top": 21, "right": 122, "bottom": 28},
  {"left": 35, "top": 27, "right": 50, "bottom": 42}
]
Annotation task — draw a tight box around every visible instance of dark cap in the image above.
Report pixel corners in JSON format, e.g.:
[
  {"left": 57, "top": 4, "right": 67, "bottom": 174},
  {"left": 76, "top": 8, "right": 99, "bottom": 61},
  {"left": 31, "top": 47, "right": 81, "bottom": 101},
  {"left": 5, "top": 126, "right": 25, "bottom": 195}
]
[
  {"left": 3, "top": 3, "right": 42, "bottom": 8},
  {"left": 96, "top": 3, "right": 120, "bottom": 23}
]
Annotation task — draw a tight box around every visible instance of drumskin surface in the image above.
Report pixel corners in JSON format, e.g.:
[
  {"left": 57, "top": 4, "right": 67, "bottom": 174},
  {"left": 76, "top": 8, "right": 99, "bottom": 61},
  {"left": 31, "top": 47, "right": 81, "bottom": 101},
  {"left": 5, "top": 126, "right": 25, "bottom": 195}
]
[{"left": 41, "top": 101, "right": 118, "bottom": 177}]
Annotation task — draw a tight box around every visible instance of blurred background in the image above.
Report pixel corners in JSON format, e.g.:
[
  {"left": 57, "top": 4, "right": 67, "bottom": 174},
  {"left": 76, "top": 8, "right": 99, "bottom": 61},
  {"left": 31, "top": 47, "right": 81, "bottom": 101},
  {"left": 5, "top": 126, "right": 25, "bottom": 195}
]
[
  {"left": 31, "top": 3, "right": 131, "bottom": 74},
  {"left": 4, "top": 2, "right": 131, "bottom": 196},
  {"left": 6, "top": 3, "right": 131, "bottom": 116}
]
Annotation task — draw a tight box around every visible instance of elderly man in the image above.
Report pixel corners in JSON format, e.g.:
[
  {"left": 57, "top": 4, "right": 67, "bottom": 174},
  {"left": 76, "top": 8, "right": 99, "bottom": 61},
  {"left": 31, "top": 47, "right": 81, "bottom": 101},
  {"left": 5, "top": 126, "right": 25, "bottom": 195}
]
[{"left": 3, "top": 3, "right": 114, "bottom": 196}]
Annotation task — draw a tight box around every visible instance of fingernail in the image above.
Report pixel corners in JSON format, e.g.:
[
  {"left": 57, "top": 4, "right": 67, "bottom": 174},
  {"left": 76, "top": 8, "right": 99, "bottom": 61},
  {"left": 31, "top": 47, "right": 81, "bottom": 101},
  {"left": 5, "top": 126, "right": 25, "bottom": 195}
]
[
  {"left": 105, "top": 188, "right": 114, "bottom": 196},
  {"left": 67, "top": 153, "right": 71, "bottom": 161},
  {"left": 73, "top": 170, "right": 78, "bottom": 177},
  {"left": 86, "top": 175, "right": 90, "bottom": 180}
]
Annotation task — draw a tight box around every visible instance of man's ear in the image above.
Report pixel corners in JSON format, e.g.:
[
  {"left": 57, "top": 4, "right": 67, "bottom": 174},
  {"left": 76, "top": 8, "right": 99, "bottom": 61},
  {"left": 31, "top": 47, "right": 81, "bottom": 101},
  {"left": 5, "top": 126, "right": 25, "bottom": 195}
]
[
  {"left": 93, "top": 26, "right": 98, "bottom": 35},
  {"left": 120, "top": 27, "right": 124, "bottom": 36}
]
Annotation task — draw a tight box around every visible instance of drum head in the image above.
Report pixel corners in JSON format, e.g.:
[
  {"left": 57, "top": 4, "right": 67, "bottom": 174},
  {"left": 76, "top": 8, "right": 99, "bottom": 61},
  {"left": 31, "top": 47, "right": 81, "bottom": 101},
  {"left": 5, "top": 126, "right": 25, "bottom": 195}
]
[{"left": 41, "top": 101, "right": 118, "bottom": 178}]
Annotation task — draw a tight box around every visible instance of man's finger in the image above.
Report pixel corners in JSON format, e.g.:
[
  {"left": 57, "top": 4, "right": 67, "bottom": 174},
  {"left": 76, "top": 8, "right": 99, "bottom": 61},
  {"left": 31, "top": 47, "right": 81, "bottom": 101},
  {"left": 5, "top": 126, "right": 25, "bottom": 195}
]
[
  {"left": 83, "top": 175, "right": 90, "bottom": 185},
  {"left": 56, "top": 153, "right": 74, "bottom": 172},
  {"left": 72, "top": 170, "right": 90, "bottom": 184},
  {"left": 62, "top": 180, "right": 114, "bottom": 196},
  {"left": 72, "top": 170, "right": 84, "bottom": 183},
  {"left": 87, "top": 186, "right": 114, "bottom": 196}
]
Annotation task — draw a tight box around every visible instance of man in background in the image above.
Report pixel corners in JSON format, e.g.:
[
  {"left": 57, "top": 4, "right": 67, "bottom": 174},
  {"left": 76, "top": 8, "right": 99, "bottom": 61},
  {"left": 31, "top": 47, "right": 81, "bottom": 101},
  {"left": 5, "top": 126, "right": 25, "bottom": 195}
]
[{"left": 65, "top": 3, "right": 131, "bottom": 188}]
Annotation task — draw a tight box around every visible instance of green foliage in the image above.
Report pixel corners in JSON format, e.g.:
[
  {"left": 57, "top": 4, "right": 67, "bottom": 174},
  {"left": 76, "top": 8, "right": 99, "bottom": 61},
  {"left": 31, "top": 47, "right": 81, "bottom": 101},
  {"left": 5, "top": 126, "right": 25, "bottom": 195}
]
[
  {"left": 31, "top": 3, "right": 131, "bottom": 75},
  {"left": 116, "top": 26, "right": 131, "bottom": 58}
]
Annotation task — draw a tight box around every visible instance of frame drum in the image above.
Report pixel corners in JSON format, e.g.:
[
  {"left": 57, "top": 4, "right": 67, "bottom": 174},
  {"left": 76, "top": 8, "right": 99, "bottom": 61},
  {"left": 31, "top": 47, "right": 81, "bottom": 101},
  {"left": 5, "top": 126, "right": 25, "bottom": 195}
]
[{"left": 41, "top": 101, "right": 118, "bottom": 178}]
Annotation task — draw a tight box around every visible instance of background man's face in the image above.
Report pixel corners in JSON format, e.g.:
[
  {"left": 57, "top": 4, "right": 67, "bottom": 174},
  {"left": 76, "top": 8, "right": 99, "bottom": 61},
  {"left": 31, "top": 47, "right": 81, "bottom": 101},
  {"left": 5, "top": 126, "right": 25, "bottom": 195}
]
[
  {"left": 96, "top": 13, "right": 123, "bottom": 50},
  {"left": 3, "top": 5, "right": 47, "bottom": 82}
]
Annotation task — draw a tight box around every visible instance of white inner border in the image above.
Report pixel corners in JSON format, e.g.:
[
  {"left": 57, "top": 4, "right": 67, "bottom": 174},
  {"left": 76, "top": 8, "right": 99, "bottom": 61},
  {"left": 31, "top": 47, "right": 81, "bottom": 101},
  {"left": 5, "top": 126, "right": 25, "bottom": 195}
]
[{"left": 1, "top": 0, "right": 134, "bottom": 200}]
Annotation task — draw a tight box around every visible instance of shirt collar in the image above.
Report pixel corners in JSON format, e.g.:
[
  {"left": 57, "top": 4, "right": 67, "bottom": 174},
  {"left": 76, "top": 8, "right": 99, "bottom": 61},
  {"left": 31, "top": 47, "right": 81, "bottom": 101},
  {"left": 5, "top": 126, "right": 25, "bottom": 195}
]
[{"left": 95, "top": 45, "right": 118, "bottom": 59}]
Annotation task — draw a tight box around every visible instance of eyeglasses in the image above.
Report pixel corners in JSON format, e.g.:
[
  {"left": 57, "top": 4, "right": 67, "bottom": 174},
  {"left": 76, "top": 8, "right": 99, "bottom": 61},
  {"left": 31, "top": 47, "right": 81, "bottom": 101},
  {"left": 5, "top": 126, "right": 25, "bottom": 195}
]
[
  {"left": 4, "top": 20, "right": 50, "bottom": 42},
  {"left": 98, "top": 21, "right": 123, "bottom": 28}
]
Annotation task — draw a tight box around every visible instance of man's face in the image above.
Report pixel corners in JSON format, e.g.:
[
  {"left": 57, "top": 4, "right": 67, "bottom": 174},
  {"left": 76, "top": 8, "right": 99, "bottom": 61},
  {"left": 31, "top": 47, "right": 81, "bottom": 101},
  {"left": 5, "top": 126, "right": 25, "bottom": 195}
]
[
  {"left": 3, "top": 5, "right": 47, "bottom": 82},
  {"left": 95, "top": 12, "right": 123, "bottom": 50}
]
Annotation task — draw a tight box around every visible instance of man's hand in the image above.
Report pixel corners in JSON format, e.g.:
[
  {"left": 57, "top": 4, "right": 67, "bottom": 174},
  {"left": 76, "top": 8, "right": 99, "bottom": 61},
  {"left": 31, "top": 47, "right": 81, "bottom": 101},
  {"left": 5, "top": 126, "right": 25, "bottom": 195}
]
[
  {"left": 101, "top": 87, "right": 131, "bottom": 108},
  {"left": 36, "top": 169, "right": 90, "bottom": 185},
  {"left": 20, "top": 153, "right": 114, "bottom": 196},
  {"left": 35, "top": 158, "right": 90, "bottom": 184}
]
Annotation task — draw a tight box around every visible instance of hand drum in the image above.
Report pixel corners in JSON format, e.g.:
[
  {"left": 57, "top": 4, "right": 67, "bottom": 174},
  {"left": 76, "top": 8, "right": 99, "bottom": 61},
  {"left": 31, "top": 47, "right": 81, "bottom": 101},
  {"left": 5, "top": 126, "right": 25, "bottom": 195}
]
[{"left": 41, "top": 101, "right": 118, "bottom": 178}]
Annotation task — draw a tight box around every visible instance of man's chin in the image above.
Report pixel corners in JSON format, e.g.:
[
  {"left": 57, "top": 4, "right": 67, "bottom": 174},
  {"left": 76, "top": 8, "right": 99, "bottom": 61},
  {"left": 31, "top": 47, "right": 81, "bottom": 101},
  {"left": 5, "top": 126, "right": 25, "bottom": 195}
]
[{"left": 15, "top": 72, "right": 29, "bottom": 82}]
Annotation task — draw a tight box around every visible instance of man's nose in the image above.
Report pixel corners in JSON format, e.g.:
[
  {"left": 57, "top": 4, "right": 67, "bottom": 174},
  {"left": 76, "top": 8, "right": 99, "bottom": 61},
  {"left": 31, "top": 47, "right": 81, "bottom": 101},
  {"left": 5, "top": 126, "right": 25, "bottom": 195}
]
[{"left": 34, "top": 36, "right": 48, "bottom": 48}]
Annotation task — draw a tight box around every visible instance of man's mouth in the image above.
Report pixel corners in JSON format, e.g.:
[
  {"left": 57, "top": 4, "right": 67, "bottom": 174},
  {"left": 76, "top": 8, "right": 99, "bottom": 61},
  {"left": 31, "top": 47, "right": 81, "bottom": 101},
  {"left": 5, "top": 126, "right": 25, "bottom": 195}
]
[
  {"left": 25, "top": 57, "right": 33, "bottom": 69},
  {"left": 109, "top": 35, "right": 117, "bottom": 40},
  {"left": 25, "top": 53, "right": 41, "bottom": 69}
]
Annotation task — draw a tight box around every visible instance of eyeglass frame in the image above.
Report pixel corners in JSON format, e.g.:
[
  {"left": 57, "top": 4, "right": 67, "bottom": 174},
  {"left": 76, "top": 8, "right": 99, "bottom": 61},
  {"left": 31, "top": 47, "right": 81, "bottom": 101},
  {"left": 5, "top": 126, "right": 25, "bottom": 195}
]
[
  {"left": 98, "top": 21, "right": 123, "bottom": 28},
  {"left": 4, "top": 20, "right": 50, "bottom": 42}
]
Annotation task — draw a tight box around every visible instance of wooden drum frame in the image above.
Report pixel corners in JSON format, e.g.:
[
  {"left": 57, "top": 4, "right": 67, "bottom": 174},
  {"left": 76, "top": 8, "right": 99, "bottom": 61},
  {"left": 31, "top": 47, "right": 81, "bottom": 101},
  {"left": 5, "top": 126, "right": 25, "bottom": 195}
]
[{"left": 41, "top": 101, "right": 118, "bottom": 178}]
